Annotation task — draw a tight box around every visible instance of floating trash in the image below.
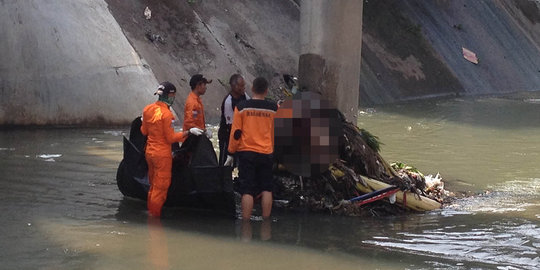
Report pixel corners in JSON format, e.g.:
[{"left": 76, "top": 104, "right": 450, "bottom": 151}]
[
  {"left": 103, "top": 130, "right": 124, "bottom": 136},
  {"left": 37, "top": 154, "right": 62, "bottom": 159},
  {"left": 37, "top": 154, "right": 62, "bottom": 162},
  {"left": 524, "top": 98, "right": 540, "bottom": 104}
]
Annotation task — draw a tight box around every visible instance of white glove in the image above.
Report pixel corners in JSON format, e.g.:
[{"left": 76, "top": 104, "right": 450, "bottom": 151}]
[
  {"left": 224, "top": 155, "right": 234, "bottom": 166},
  {"left": 189, "top": 127, "right": 204, "bottom": 136},
  {"left": 205, "top": 129, "right": 213, "bottom": 139}
]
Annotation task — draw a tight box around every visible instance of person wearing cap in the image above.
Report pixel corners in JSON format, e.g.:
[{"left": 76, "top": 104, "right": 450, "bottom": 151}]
[
  {"left": 218, "top": 74, "right": 250, "bottom": 166},
  {"left": 183, "top": 74, "right": 212, "bottom": 139},
  {"left": 141, "top": 81, "right": 204, "bottom": 217},
  {"left": 227, "top": 77, "right": 278, "bottom": 221}
]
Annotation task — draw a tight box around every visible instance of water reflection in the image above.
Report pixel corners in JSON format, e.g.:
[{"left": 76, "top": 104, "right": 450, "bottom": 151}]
[
  {"left": 111, "top": 200, "right": 384, "bottom": 270},
  {"left": 239, "top": 219, "right": 272, "bottom": 242},
  {"left": 147, "top": 217, "right": 169, "bottom": 270}
]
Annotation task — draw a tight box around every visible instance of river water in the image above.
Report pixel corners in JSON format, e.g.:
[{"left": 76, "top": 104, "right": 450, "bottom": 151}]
[{"left": 1, "top": 94, "right": 539, "bottom": 269}]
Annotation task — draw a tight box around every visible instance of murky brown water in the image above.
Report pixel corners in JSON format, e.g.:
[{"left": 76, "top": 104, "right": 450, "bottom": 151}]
[{"left": 1, "top": 94, "right": 539, "bottom": 269}]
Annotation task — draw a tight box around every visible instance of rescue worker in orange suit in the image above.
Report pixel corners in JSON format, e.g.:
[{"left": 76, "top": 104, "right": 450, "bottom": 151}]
[
  {"left": 218, "top": 74, "right": 250, "bottom": 165},
  {"left": 227, "top": 77, "right": 278, "bottom": 220},
  {"left": 183, "top": 74, "right": 213, "bottom": 140},
  {"left": 141, "top": 81, "right": 204, "bottom": 217}
]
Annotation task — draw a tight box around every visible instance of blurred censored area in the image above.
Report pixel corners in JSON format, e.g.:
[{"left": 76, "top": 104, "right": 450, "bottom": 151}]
[{"left": 274, "top": 91, "right": 342, "bottom": 177}]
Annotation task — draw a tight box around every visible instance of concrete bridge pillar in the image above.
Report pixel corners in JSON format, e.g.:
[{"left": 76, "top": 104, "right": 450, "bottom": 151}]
[{"left": 299, "top": 0, "right": 363, "bottom": 123}]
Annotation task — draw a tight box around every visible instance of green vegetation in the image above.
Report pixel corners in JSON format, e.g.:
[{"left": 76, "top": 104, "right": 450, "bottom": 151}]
[
  {"left": 391, "top": 162, "right": 424, "bottom": 179},
  {"left": 359, "top": 128, "right": 383, "bottom": 153}
]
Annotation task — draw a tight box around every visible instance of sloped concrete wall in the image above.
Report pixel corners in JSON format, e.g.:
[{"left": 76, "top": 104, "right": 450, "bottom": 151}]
[
  {"left": 0, "top": 0, "right": 158, "bottom": 126},
  {"left": 400, "top": 0, "right": 540, "bottom": 95},
  {"left": 105, "top": 0, "right": 300, "bottom": 123},
  {"left": 359, "top": 0, "right": 540, "bottom": 105},
  {"left": 4, "top": 0, "right": 539, "bottom": 122}
]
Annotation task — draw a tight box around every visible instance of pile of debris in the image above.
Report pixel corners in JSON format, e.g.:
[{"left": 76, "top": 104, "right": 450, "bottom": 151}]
[{"left": 272, "top": 120, "right": 449, "bottom": 216}]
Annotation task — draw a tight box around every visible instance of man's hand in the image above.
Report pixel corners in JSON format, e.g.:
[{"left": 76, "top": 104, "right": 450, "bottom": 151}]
[
  {"left": 205, "top": 129, "right": 213, "bottom": 139},
  {"left": 224, "top": 155, "right": 234, "bottom": 166},
  {"left": 189, "top": 127, "right": 204, "bottom": 136}
]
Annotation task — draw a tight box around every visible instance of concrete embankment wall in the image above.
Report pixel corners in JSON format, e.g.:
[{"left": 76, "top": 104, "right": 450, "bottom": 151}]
[
  {"left": 360, "top": 0, "right": 540, "bottom": 105},
  {"left": 0, "top": 0, "right": 157, "bottom": 126},
  {"left": 104, "top": 0, "right": 300, "bottom": 123},
  {"left": 109, "top": 0, "right": 539, "bottom": 109},
  {"left": 401, "top": 0, "right": 540, "bottom": 95},
  {"left": 2, "top": 0, "right": 539, "bottom": 125}
]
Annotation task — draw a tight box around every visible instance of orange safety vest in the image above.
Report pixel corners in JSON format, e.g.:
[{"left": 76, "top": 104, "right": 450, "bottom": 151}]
[
  {"left": 228, "top": 99, "right": 278, "bottom": 155},
  {"left": 183, "top": 91, "right": 205, "bottom": 132},
  {"left": 141, "top": 101, "right": 185, "bottom": 157}
]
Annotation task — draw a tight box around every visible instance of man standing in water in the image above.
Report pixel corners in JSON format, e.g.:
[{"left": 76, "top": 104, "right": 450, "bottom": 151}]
[
  {"left": 227, "top": 77, "right": 278, "bottom": 220},
  {"left": 218, "top": 74, "right": 250, "bottom": 166},
  {"left": 183, "top": 74, "right": 212, "bottom": 139},
  {"left": 141, "top": 82, "right": 204, "bottom": 217}
]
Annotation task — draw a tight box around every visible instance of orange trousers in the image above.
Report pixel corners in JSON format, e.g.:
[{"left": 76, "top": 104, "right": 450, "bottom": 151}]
[{"left": 146, "top": 155, "right": 172, "bottom": 217}]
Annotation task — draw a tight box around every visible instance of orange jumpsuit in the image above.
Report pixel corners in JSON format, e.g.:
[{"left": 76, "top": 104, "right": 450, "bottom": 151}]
[
  {"left": 141, "top": 101, "right": 185, "bottom": 217},
  {"left": 183, "top": 91, "right": 205, "bottom": 133}
]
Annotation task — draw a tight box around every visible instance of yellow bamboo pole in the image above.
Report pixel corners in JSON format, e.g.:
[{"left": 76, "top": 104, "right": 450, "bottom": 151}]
[{"left": 355, "top": 175, "right": 442, "bottom": 211}]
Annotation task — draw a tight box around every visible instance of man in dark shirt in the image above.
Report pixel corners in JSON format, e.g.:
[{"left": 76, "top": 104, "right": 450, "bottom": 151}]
[{"left": 218, "top": 74, "right": 250, "bottom": 165}]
